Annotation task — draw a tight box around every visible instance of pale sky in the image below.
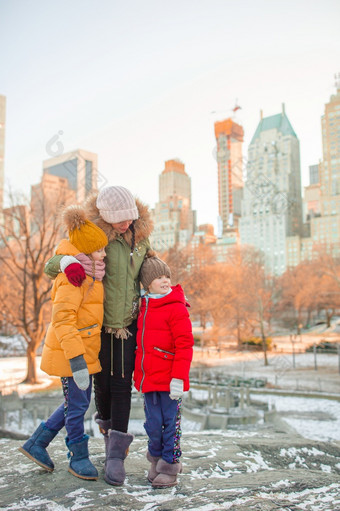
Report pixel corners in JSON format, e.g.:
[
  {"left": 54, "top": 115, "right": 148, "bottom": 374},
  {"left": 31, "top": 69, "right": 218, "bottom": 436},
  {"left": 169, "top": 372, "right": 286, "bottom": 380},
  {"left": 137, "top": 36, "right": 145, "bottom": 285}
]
[{"left": 1, "top": 0, "right": 339, "bottom": 229}]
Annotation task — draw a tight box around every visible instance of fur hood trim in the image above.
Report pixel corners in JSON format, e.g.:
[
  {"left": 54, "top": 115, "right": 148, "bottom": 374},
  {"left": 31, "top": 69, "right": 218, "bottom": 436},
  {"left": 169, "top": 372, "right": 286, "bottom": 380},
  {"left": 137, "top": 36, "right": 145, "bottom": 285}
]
[{"left": 84, "top": 192, "right": 154, "bottom": 244}]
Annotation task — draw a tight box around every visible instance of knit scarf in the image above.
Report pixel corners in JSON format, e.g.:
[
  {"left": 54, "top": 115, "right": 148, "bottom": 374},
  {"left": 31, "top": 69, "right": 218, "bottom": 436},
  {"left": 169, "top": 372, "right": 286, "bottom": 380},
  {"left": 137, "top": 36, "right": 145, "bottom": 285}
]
[{"left": 75, "top": 253, "right": 105, "bottom": 281}]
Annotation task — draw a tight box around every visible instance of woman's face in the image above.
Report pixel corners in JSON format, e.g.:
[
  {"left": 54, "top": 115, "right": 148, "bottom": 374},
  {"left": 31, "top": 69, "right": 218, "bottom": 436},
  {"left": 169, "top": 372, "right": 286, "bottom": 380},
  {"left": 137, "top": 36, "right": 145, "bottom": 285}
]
[{"left": 111, "top": 220, "right": 133, "bottom": 234}]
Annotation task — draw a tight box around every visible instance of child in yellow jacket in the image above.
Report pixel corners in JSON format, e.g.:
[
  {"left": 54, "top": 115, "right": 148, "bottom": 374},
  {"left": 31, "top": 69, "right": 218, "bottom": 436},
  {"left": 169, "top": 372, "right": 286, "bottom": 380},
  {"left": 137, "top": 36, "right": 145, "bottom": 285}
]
[{"left": 19, "top": 205, "right": 108, "bottom": 481}]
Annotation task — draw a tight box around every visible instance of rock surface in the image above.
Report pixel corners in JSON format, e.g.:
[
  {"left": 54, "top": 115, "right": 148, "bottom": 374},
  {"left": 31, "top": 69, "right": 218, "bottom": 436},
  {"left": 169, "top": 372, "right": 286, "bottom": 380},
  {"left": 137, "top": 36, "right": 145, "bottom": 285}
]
[{"left": 1, "top": 417, "right": 340, "bottom": 511}]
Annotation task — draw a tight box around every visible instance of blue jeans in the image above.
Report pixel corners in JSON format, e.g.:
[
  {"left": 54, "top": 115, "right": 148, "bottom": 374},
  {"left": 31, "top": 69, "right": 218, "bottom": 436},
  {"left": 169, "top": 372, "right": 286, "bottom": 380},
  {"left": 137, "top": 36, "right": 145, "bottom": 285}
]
[
  {"left": 143, "top": 391, "right": 182, "bottom": 464},
  {"left": 45, "top": 376, "right": 92, "bottom": 443}
]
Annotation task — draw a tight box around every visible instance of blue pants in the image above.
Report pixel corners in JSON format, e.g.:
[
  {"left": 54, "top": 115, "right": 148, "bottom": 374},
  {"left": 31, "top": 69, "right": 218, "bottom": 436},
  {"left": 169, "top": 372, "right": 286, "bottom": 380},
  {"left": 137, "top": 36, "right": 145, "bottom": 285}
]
[
  {"left": 45, "top": 376, "right": 92, "bottom": 443},
  {"left": 143, "top": 391, "right": 182, "bottom": 464}
]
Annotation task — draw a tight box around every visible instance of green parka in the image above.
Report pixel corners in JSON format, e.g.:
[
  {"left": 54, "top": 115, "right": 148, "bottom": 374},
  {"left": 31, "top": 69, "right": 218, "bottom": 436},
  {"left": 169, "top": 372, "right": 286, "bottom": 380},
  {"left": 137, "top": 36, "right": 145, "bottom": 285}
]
[{"left": 45, "top": 193, "right": 154, "bottom": 330}]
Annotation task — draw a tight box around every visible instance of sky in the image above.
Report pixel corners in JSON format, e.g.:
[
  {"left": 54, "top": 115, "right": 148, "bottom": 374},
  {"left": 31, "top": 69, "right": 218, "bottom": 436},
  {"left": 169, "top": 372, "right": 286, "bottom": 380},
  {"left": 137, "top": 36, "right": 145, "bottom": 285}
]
[{"left": 0, "top": 0, "right": 339, "bottom": 229}]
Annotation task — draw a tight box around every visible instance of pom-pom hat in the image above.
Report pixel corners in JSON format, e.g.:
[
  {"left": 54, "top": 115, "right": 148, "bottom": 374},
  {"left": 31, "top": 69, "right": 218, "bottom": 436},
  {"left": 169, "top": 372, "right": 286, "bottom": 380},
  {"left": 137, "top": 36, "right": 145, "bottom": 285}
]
[
  {"left": 96, "top": 186, "right": 139, "bottom": 224},
  {"left": 62, "top": 205, "right": 108, "bottom": 254},
  {"left": 140, "top": 256, "right": 171, "bottom": 290}
]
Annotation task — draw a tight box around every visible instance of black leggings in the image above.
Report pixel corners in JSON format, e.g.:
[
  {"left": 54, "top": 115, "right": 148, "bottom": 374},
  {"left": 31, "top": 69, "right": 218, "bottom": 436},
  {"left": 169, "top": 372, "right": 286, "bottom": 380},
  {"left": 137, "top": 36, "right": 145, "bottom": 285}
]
[{"left": 94, "top": 321, "right": 137, "bottom": 433}]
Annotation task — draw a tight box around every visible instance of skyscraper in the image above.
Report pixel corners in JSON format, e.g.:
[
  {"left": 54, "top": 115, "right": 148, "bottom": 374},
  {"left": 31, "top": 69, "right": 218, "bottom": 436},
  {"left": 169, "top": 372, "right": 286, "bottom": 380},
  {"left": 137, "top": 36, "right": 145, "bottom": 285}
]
[
  {"left": 300, "top": 78, "right": 340, "bottom": 258},
  {"left": 151, "top": 159, "right": 196, "bottom": 251},
  {"left": 30, "top": 173, "right": 76, "bottom": 215},
  {"left": 309, "top": 164, "right": 320, "bottom": 185},
  {"left": 239, "top": 105, "right": 303, "bottom": 275},
  {"left": 304, "top": 164, "right": 321, "bottom": 221},
  {"left": 317, "top": 78, "right": 340, "bottom": 242},
  {"left": 0, "top": 95, "right": 6, "bottom": 214},
  {"left": 43, "top": 149, "right": 98, "bottom": 203},
  {"left": 320, "top": 78, "right": 340, "bottom": 201},
  {"left": 214, "top": 118, "right": 244, "bottom": 233}
]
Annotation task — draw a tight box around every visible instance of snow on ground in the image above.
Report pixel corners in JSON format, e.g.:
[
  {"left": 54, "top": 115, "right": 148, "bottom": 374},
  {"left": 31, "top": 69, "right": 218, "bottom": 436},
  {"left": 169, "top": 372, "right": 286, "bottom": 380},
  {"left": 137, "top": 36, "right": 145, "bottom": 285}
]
[
  {"left": 1, "top": 348, "right": 340, "bottom": 443},
  {"left": 0, "top": 334, "right": 26, "bottom": 357},
  {"left": 252, "top": 393, "right": 340, "bottom": 442},
  {"left": 0, "top": 356, "right": 57, "bottom": 395},
  {"left": 192, "top": 349, "right": 340, "bottom": 393},
  {"left": 1, "top": 347, "right": 340, "bottom": 510}
]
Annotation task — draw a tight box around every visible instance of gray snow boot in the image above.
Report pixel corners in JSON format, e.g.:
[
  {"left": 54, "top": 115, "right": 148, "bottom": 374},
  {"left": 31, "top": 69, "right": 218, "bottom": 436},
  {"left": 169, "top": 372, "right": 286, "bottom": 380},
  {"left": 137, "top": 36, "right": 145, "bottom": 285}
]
[
  {"left": 18, "top": 422, "right": 58, "bottom": 472},
  {"left": 146, "top": 450, "right": 161, "bottom": 483},
  {"left": 66, "top": 434, "right": 98, "bottom": 480},
  {"left": 152, "top": 459, "right": 182, "bottom": 488},
  {"left": 94, "top": 412, "right": 111, "bottom": 460},
  {"left": 104, "top": 429, "right": 134, "bottom": 486}
]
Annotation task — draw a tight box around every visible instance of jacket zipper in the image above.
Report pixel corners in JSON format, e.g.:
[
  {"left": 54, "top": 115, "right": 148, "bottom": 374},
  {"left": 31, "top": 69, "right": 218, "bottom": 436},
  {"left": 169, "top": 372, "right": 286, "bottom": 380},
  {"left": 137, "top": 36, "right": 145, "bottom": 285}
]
[
  {"left": 78, "top": 323, "right": 98, "bottom": 331},
  {"left": 153, "top": 347, "right": 175, "bottom": 356},
  {"left": 140, "top": 297, "right": 149, "bottom": 392},
  {"left": 111, "top": 332, "right": 114, "bottom": 376}
]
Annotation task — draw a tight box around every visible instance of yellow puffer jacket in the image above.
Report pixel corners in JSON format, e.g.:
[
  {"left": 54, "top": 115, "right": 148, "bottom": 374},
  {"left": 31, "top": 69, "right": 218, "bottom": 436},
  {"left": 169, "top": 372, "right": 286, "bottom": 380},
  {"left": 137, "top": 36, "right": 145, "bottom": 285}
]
[{"left": 40, "top": 240, "right": 104, "bottom": 377}]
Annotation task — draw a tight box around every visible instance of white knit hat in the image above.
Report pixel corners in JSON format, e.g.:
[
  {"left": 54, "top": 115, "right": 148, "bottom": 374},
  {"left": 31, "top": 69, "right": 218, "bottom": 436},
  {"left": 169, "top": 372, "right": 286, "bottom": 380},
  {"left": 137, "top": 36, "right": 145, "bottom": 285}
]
[{"left": 96, "top": 186, "right": 139, "bottom": 224}]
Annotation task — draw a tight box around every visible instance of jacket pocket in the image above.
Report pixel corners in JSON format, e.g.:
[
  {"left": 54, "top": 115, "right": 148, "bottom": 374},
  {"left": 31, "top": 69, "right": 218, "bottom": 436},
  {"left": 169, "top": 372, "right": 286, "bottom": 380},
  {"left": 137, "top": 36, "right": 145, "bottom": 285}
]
[
  {"left": 150, "top": 346, "right": 174, "bottom": 384},
  {"left": 153, "top": 346, "right": 175, "bottom": 359},
  {"left": 78, "top": 324, "right": 100, "bottom": 338}
]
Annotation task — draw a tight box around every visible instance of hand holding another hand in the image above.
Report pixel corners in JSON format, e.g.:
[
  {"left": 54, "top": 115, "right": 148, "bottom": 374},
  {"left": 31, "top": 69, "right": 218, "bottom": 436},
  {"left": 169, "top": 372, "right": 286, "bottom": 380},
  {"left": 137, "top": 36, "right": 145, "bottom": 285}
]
[{"left": 61, "top": 256, "right": 86, "bottom": 287}]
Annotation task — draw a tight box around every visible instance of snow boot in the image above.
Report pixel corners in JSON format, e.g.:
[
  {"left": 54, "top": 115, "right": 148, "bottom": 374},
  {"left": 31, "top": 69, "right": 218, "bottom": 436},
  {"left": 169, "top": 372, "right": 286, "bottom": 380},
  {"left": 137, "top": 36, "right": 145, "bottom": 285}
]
[
  {"left": 152, "top": 459, "right": 182, "bottom": 488},
  {"left": 18, "top": 422, "right": 58, "bottom": 472},
  {"left": 66, "top": 434, "right": 98, "bottom": 480},
  {"left": 104, "top": 429, "right": 134, "bottom": 486},
  {"left": 94, "top": 412, "right": 111, "bottom": 460},
  {"left": 146, "top": 450, "right": 161, "bottom": 483}
]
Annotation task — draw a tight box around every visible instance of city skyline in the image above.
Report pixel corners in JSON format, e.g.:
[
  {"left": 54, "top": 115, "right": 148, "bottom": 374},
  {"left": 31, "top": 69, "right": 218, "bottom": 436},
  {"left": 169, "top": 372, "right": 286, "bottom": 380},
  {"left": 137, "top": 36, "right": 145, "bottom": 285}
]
[{"left": 1, "top": 0, "right": 339, "bottom": 229}]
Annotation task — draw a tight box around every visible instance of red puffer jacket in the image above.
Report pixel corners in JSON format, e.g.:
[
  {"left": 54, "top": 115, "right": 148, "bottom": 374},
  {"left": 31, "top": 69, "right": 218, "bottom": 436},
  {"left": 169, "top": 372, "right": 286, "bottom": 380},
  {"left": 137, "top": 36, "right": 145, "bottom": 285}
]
[{"left": 134, "top": 284, "right": 194, "bottom": 393}]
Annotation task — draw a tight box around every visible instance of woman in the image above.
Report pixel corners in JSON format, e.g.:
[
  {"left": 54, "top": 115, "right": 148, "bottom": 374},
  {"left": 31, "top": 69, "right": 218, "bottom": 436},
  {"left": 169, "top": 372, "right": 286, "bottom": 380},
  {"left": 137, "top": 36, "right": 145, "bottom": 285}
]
[{"left": 44, "top": 186, "right": 154, "bottom": 485}]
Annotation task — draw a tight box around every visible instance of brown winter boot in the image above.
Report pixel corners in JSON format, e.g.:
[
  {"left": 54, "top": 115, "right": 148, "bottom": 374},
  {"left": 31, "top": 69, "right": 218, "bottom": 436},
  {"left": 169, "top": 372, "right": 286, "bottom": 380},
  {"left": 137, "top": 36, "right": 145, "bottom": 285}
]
[
  {"left": 104, "top": 429, "right": 134, "bottom": 486},
  {"left": 94, "top": 413, "right": 111, "bottom": 461},
  {"left": 146, "top": 450, "right": 161, "bottom": 482},
  {"left": 152, "top": 459, "right": 182, "bottom": 488}
]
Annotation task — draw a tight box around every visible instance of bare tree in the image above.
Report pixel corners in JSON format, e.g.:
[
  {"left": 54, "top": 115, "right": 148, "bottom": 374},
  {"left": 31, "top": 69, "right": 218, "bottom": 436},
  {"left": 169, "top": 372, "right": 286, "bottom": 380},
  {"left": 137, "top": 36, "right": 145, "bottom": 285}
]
[
  {"left": 239, "top": 249, "right": 276, "bottom": 366},
  {"left": 278, "top": 260, "right": 319, "bottom": 334},
  {"left": 162, "top": 244, "right": 190, "bottom": 286},
  {"left": 182, "top": 243, "right": 215, "bottom": 334},
  {"left": 314, "top": 243, "right": 340, "bottom": 289},
  {"left": 310, "top": 248, "right": 340, "bottom": 326},
  {"left": 0, "top": 187, "right": 68, "bottom": 383}
]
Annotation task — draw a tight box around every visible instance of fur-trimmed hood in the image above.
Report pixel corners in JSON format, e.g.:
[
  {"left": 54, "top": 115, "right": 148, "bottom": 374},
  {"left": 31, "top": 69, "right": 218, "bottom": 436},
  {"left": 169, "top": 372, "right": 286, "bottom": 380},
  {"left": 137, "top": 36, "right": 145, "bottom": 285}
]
[{"left": 84, "top": 192, "right": 154, "bottom": 245}]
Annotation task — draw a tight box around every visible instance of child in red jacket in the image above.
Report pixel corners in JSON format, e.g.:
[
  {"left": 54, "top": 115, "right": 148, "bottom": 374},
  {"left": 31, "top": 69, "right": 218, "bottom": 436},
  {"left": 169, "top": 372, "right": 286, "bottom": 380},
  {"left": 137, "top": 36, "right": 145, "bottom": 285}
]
[{"left": 134, "top": 256, "right": 194, "bottom": 488}]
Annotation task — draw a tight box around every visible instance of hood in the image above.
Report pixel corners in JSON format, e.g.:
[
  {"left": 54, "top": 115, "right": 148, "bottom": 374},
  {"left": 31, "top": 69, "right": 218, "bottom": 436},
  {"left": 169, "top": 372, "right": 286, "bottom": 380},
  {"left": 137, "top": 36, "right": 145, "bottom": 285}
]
[
  {"left": 55, "top": 239, "right": 80, "bottom": 256},
  {"left": 84, "top": 192, "right": 154, "bottom": 244},
  {"left": 144, "top": 284, "right": 190, "bottom": 308}
]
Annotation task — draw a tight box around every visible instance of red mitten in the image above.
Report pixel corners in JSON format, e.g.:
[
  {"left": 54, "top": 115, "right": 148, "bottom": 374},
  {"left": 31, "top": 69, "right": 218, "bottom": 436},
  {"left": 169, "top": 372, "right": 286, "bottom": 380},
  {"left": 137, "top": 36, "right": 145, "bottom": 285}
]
[{"left": 64, "top": 263, "right": 86, "bottom": 287}]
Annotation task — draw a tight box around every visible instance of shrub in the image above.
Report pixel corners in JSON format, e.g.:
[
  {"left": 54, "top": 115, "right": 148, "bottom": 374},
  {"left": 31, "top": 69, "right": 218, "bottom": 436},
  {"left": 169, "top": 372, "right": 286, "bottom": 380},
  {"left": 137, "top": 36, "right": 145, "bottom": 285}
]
[
  {"left": 241, "top": 337, "right": 272, "bottom": 351},
  {"left": 305, "top": 341, "right": 338, "bottom": 353},
  {"left": 193, "top": 335, "right": 202, "bottom": 346}
]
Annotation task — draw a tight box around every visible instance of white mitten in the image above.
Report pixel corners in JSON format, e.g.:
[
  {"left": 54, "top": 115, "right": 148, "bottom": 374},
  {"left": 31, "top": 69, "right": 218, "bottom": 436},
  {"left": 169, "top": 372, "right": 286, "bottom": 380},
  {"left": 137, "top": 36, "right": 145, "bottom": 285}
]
[
  {"left": 169, "top": 378, "right": 184, "bottom": 400},
  {"left": 60, "top": 255, "right": 79, "bottom": 272},
  {"left": 70, "top": 355, "right": 90, "bottom": 390}
]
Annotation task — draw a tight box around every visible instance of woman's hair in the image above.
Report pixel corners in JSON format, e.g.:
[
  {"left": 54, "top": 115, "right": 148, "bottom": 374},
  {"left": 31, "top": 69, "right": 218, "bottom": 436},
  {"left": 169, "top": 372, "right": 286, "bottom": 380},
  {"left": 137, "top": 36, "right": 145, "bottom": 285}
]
[{"left": 129, "top": 221, "right": 136, "bottom": 265}]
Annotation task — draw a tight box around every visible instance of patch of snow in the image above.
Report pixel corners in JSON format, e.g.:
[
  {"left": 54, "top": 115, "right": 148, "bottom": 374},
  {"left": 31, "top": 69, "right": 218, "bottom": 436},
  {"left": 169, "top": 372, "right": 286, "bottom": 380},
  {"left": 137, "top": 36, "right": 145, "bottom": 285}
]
[
  {"left": 4, "top": 498, "right": 69, "bottom": 511},
  {"left": 0, "top": 334, "right": 26, "bottom": 357},
  {"left": 270, "top": 479, "right": 290, "bottom": 488},
  {"left": 222, "top": 460, "right": 238, "bottom": 468},
  {"left": 65, "top": 489, "right": 92, "bottom": 497},
  {"left": 253, "top": 393, "right": 340, "bottom": 442},
  {"left": 237, "top": 450, "right": 273, "bottom": 472},
  {"left": 189, "top": 468, "right": 214, "bottom": 479},
  {"left": 280, "top": 446, "right": 325, "bottom": 458}
]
